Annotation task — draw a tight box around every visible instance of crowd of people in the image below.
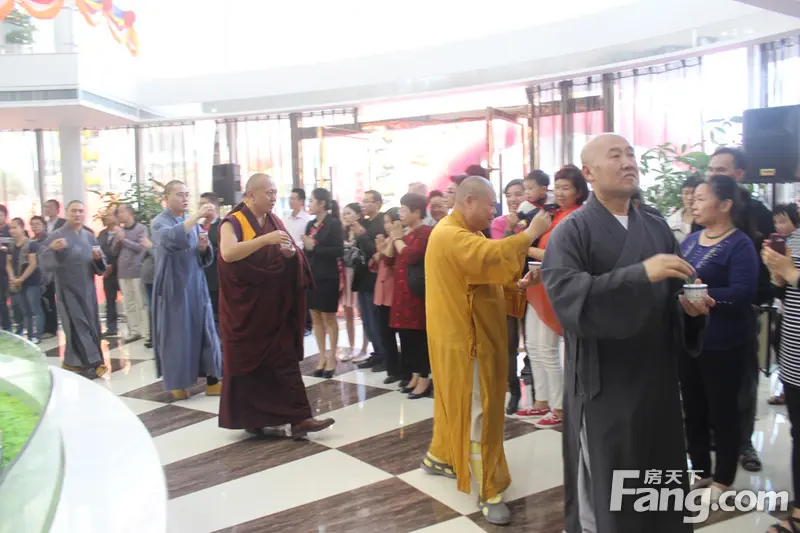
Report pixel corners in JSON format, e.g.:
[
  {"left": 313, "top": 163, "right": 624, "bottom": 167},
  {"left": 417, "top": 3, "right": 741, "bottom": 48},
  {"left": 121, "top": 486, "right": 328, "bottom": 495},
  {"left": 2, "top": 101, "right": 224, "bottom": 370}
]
[{"left": 3, "top": 134, "right": 800, "bottom": 531}]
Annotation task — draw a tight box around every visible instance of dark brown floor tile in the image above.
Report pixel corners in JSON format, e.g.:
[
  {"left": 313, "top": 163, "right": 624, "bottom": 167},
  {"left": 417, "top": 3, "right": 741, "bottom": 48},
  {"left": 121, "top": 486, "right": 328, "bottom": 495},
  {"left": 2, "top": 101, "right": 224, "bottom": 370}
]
[
  {"left": 339, "top": 418, "right": 434, "bottom": 475},
  {"left": 300, "top": 353, "right": 358, "bottom": 377},
  {"left": 469, "top": 485, "right": 564, "bottom": 532},
  {"left": 122, "top": 378, "right": 208, "bottom": 402},
  {"left": 339, "top": 417, "right": 537, "bottom": 476},
  {"left": 165, "top": 435, "right": 329, "bottom": 499},
  {"left": 138, "top": 404, "right": 216, "bottom": 438},
  {"left": 306, "top": 379, "right": 391, "bottom": 416},
  {"left": 213, "top": 478, "right": 459, "bottom": 533}
]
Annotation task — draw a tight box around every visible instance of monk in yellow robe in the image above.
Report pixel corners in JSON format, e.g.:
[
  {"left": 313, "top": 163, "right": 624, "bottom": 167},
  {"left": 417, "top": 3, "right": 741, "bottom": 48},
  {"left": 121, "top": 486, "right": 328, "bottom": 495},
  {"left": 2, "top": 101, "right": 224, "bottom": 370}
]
[{"left": 422, "top": 176, "right": 552, "bottom": 525}]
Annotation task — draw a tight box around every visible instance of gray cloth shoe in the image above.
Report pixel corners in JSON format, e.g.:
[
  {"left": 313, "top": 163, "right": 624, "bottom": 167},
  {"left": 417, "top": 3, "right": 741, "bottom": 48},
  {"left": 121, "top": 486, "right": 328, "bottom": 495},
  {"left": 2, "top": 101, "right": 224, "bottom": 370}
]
[
  {"left": 420, "top": 453, "right": 456, "bottom": 479},
  {"left": 479, "top": 499, "right": 511, "bottom": 525}
]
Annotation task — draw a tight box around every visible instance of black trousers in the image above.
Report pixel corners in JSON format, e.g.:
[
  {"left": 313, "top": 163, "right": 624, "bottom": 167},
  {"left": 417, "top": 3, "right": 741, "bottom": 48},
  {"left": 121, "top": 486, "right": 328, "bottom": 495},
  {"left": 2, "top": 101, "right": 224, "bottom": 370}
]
[
  {"left": 680, "top": 343, "right": 746, "bottom": 486},
  {"left": 379, "top": 305, "right": 407, "bottom": 380},
  {"left": 102, "top": 274, "right": 119, "bottom": 334},
  {"left": 398, "top": 328, "right": 430, "bottom": 378},
  {"left": 209, "top": 289, "right": 219, "bottom": 329},
  {"left": 507, "top": 314, "right": 533, "bottom": 398},
  {"left": 42, "top": 281, "right": 58, "bottom": 335},
  {"left": 784, "top": 381, "right": 800, "bottom": 507},
  {"left": 0, "top": 278, "right": 10, "bottom": 330},
  {"left": 738, "top": 311, "right": 759, "bottom": 451}
]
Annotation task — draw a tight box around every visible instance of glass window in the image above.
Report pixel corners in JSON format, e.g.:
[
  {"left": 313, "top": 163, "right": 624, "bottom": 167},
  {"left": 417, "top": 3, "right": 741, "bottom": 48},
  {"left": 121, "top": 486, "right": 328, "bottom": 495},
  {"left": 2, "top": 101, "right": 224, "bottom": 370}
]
[
  {"left": 0, "top": 132, "right": 40, "bottom": 225},
  {"left": 235, "top": 118, "right": 293, "bottom": 216}
]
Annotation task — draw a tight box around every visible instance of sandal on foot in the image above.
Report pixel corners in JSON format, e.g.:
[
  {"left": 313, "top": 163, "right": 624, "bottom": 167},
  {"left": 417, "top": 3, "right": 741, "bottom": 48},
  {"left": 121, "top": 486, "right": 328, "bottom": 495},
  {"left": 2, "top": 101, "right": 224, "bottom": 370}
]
[{"left": 421, "top": 452, "right": 456, "bottom": 479}]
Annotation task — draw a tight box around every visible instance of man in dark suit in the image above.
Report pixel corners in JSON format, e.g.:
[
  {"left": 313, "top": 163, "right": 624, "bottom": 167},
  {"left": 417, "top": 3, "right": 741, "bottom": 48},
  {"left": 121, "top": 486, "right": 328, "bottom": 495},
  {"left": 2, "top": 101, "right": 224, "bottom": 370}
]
[
  {"left": 0, "top": 205, "right": 11, "bottom": 331},
  {"left": 43, "top": 199, "right": 66, "bottom": 234},
  {"left": 97, "top": 208, "right": 120, "bottom": 337},
  {"left": 200, "top": 192, "right": 222, "bottom": 328}
]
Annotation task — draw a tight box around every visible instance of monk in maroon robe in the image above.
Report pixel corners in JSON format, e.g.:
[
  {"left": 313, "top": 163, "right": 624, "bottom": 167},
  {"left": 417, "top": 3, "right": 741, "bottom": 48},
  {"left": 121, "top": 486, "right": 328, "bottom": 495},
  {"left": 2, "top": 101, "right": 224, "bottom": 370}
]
[{"left": 218, "top": 173, "right": 335, "bottom": 438}]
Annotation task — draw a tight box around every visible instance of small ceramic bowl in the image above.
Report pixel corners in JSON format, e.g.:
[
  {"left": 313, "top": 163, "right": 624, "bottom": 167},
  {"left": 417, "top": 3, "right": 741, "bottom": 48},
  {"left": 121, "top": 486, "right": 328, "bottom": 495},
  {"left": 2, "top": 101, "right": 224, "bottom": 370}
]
[
  {"left": 528, "top": 261, "right": 542, "bottom": 271},
  {"left": 683, "top": 283, "right": 708, "bottom": 302}
]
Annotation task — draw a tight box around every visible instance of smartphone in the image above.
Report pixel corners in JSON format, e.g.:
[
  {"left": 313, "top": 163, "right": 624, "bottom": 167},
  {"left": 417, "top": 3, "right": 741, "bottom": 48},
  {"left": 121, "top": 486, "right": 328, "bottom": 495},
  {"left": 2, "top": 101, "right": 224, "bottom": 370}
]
[{"left": 769, "top": 233, "right": 787, "bottom": 255}]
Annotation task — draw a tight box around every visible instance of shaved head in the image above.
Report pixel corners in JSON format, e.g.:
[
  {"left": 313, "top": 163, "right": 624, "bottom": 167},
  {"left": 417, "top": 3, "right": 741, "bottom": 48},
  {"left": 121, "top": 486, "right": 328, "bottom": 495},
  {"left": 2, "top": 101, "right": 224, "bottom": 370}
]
[
  {"left": 455, "top": 176, "right": 494, "bottom": 206},
  {"left": 580, "top": 133, "right": 638, "bottom": 202},
  {"left": 581, "top": 133, "right": 630, "bottom": 166},
  {"left": 245, "top": 173, "right": 278, "bottom": 215},
  {"left": 454, "top": 176, "right": 497, "bottom": 232},
  {"left": 164, "top": 180, "right": 185, "bottom": 195},
  {"left": 245, "top": 173, "right": 273, "bottom": 193}
]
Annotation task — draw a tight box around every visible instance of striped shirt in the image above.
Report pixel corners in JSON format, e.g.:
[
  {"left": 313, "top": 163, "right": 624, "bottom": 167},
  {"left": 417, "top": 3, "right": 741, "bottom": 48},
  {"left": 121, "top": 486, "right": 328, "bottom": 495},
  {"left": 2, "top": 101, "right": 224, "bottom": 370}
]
[{"left": 779, "top": 230, "right": 800, "bottom": 387}]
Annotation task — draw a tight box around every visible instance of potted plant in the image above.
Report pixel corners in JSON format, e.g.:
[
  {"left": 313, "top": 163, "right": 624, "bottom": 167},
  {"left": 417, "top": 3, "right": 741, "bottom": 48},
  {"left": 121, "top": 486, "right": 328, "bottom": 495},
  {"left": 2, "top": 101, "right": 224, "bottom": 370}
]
[{"left": 92, "top": 174, "right": 165, "bottom": 225}]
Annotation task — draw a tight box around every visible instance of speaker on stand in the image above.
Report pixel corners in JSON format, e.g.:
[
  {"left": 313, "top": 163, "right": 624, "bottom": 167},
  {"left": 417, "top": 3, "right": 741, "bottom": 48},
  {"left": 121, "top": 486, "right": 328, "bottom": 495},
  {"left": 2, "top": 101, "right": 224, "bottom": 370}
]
[
  {"left": 212, "top": 164, "right": 242, "bottom": 206},
  {"left": 742, "top": 104, "right": 800, "bottom": 206}
]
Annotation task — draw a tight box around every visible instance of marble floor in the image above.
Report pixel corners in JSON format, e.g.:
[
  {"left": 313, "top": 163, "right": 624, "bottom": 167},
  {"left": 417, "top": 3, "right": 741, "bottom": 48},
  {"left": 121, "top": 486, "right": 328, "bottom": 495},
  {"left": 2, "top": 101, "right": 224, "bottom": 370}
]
[{"left": 39, "top": 325, "right": 794, "bottom": 533}]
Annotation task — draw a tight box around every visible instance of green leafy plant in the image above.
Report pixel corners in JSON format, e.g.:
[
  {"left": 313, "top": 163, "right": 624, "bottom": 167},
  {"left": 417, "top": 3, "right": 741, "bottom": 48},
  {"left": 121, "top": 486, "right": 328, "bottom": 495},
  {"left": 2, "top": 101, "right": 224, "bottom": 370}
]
[
  {"left": 640, "top": 116, "right": 759, "bottom": 214},
  {"left": 3, "top": 8, "right": 37, "bottom": 45},
  {"left": 92, "top": 174, "right": 165, "bottom": 224}
]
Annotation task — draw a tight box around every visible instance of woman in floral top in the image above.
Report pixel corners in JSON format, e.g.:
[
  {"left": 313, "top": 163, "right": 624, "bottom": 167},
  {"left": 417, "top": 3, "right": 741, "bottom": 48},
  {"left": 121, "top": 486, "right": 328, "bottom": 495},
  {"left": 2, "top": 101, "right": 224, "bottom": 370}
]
[{"left": 385, "top": 193, "right": 433, "bottom": 399}]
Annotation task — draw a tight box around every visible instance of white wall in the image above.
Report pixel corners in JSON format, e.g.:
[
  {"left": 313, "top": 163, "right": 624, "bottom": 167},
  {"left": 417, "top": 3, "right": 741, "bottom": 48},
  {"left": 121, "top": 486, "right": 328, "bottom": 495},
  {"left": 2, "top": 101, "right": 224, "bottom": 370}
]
[
  {"left": 133, "top": 0, "right": 778, "bottom": 111},
  {"left": 0, "top": 53, "right": 79, "bottom": 89}
]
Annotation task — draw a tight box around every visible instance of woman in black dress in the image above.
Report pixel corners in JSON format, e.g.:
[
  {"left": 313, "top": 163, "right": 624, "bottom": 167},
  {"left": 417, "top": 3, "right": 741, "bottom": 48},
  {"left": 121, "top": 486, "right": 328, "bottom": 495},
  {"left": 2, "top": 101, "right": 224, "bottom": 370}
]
[{"left": 302, "top": 188, "right": 344, "bottom": 378}]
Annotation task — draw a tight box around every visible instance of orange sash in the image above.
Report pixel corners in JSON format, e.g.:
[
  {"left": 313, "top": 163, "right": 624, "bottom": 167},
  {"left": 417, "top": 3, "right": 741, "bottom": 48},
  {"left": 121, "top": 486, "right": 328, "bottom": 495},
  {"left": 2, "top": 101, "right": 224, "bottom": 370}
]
[{"left": 526, "top": 206, "right": 580, "bottom": 336}]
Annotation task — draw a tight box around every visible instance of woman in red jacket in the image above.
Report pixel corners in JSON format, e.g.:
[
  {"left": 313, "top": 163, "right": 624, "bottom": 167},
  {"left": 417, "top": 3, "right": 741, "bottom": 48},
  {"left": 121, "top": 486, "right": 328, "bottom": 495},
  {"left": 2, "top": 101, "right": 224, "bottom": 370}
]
[
  {"left": 385, "top": 193, "right": 433, "bottom": 399},
  {"left": 519, "top": 165, "right": 589, "bottom": 428}
]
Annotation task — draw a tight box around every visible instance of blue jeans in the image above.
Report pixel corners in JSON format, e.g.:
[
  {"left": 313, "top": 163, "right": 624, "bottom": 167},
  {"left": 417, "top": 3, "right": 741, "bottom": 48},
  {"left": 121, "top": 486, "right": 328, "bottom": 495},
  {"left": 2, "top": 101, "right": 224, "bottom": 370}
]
[
  {"left": 357, "top": 291, "right": 385, "bottom": 359},
  {"left": 10, "top": 285, "right": 44, "bottom": 340}
]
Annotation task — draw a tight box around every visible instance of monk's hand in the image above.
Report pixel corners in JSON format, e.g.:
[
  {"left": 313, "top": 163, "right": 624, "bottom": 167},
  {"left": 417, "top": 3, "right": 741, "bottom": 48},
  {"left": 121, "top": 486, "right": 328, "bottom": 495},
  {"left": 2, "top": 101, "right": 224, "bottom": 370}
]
[
  {"left": 679, "top": 278, "right": 716, "bottom": 317},
  {"left": 141, "top": 237, "right": 153, "bottom": 250},
  {"left": 198, "top": 233, "right": 209, "bottom": 252},
  {"left": 643, "top": 254, "right": 695, "bottom": 283},
  {"left": 517, "top": 269, "right": 540, "bottom": 290},
  {"left": 50, "top": 238, "right": 67, "bottom": 251},
  {"left": 263, "top": 230, "right": 290, "bottom": 247},
  {"left": 525, "top": 210, "right": 551, "bottom": 240},
  {"left": 193, "top": 203, "right": 216, "bottom": 224}
]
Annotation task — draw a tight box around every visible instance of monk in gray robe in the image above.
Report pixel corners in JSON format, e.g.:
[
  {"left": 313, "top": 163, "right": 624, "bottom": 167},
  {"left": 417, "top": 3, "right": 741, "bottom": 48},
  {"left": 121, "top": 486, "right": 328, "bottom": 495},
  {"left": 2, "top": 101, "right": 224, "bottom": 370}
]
[
  {"left": 151, "top": 180, "right": 222, "bottom": 400},
  {"left": 39, "top": 200, "right": 109, "bottom": 379},
  {"left": 541, "top": 134, "right": 714, "bottom": 533}
]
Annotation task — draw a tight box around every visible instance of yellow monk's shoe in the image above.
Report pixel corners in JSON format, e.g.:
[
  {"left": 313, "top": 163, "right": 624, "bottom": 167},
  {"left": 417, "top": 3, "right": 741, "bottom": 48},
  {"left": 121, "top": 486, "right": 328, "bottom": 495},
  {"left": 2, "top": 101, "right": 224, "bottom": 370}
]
[
  {"left": 61, "top": 364, "right": 83, "bottom": 374},
  {"left": 94, "top": 364, "right": 110, "bottom": 379},
  {"left": 206, "top": 382, "right": 222, "bottom": 396},
  {"left": 170, "top": 389, "right": 190, "bottom": 401}
]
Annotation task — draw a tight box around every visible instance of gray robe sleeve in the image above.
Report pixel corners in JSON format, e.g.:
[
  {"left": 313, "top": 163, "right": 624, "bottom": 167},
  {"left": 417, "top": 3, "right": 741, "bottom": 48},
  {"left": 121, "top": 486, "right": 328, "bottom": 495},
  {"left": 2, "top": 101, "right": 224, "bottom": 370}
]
[
  {"left": 669, "top": 240, "right": 708, "bottom": 357},
  {"left": 541, "top": 217, "right": 656, "bottom": 339},
  {"left": 37, "top": 233, "right": 64, "bottom": 275},
  {"left": 198, "top": 242, "right": 214, "bottom": 269},
  {"left": 153, "top": 216, "right": 191, "bottom": 253}
]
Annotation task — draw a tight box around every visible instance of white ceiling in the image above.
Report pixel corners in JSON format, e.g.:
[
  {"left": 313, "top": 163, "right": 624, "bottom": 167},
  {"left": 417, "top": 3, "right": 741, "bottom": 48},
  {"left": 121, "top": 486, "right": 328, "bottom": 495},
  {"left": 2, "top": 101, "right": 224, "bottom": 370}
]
[{"left": 0, "top": 103, "right": 134, "bottom": 131}]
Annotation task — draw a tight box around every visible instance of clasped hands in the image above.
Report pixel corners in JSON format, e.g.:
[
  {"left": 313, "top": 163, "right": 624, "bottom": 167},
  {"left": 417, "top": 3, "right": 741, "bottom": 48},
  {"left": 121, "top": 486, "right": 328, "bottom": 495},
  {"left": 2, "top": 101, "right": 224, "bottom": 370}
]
[{"left": 761, "top": 241, "right": 796, "bottom": 286}]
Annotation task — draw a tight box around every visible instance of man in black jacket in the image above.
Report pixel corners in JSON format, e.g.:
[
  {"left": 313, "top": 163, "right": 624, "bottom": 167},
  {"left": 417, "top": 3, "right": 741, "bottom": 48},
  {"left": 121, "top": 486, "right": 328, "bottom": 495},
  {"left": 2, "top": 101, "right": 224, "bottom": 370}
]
[
  {"left": 709, "top": 146, "right": 775, "bottom": 473},
  {"left": 200, "top": 193, "right": 222, "bottom": 328},
  {"left": 353, "top": 190, "right": 388, "bottom": 371},
  {"left": 98, "top": 209, "right": 120, "bottom": 337}
]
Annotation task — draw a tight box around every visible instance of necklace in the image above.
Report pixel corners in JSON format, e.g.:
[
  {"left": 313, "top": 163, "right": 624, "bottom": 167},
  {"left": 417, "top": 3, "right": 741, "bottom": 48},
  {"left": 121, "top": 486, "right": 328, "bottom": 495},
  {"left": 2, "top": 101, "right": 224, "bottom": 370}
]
[{"left": 703, "top": 227, "right": 734, "bottom": 240}]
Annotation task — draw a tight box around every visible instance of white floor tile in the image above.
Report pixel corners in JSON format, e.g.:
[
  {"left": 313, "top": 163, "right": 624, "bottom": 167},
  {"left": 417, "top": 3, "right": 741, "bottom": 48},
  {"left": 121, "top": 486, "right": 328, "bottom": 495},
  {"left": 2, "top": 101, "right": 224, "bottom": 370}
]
[
  {"left": 91, "top": 359, "right": 161, "bottom": 396},
  {"left": 334, "top": 368, "right": 402, "bottom": 390},
  {"left": 153, "top": 418, "right": 248, "bottom": 466},
  {"left": 307, "top": 391, "right": 434, "bottom": 448},
  {"left": 118, "top": 397, "right": 165, "bottom": 415},
  {"left": 697, "top": 511, "right": 779, "bottom": 531},
  {"left": 167, "top": 449, "right": 392, "bottom": 533},
  {"left": 410, "top": 516, "right": 487, "bottom": 533},
  {"left": 399, "top": 429, "right": 563, "bottom": 515},
  {"left": 178, "top": 393, "right": 221, "bottom": 414}
]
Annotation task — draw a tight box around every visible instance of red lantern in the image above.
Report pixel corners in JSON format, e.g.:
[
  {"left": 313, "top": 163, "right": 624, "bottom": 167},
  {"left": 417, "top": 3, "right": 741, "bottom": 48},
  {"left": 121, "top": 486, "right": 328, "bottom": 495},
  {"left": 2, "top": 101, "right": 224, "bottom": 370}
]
[{"left": 123, "top": 10, "right": 135, "bottom": 27}]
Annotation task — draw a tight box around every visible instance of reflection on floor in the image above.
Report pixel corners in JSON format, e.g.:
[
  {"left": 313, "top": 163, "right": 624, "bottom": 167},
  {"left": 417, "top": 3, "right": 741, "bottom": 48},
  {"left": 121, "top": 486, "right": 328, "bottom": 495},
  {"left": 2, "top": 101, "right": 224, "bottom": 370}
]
[{"left": 39, "top": 327, "right": 793, "bottom": 533}]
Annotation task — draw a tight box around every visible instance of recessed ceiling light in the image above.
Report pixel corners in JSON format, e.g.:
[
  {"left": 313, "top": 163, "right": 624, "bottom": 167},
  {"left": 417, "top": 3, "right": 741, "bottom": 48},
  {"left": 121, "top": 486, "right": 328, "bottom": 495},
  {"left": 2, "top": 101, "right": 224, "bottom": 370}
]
[{"left": 211, "top": 107, "right": 218, "bottom": 113}]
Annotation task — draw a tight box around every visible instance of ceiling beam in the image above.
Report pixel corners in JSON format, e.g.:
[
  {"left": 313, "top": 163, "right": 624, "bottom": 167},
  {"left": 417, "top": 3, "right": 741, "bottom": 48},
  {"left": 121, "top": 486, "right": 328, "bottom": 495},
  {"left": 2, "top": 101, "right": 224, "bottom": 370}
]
[{"left": 734, "top": 0, "right": 800, "bottom": 18}]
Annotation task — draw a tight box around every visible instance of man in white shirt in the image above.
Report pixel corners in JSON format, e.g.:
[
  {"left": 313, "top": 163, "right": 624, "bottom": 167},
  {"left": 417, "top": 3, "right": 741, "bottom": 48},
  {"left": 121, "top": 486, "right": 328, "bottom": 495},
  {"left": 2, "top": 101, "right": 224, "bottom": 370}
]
[{"left": 282, "top": 188, "right": 311, "bottom": 249}]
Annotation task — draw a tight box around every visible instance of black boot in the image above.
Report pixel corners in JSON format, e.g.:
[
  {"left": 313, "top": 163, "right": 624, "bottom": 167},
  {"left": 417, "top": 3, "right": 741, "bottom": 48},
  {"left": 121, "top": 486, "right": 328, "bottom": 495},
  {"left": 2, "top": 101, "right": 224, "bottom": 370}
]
[{"left": 506, "top": 394, "right": 521, "bottom": 416}]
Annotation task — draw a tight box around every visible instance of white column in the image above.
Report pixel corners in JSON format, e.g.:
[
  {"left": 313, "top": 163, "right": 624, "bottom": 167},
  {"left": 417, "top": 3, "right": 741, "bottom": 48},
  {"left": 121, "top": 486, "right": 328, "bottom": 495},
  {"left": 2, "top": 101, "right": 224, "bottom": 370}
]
[
  {"left": 59, "top": 127, "right": 84, "bottom": 205},
  {"left": 53, "top": 4, "right": 77, "bottom": 53}
]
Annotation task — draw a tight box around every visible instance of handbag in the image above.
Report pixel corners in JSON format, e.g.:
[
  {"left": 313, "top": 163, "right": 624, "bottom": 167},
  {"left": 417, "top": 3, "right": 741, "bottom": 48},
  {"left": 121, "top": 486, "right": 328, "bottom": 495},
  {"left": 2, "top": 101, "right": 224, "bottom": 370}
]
[{"left": 407, "top": 259, "right": 425, "bottom": 299}]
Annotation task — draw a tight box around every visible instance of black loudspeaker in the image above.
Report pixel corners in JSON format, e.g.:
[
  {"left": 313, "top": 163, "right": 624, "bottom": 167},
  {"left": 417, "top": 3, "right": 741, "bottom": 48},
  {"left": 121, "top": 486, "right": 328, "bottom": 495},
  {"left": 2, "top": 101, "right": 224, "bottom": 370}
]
[
  {"left": 212, "top": 163, "right": 242, "bottom": 205},
  {"left": 743, "top": 105, "right": 800, "bottom": 183}
]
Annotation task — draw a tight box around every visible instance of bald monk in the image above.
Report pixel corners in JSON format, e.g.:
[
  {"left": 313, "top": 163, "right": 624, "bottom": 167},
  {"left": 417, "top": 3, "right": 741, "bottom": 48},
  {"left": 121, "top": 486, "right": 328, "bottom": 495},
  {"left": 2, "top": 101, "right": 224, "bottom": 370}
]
[
  {"left": 218, "top": 174, "right": 334, "bottom": 439},
  {"left": 541, "top": 134, "right": 714, "bottom": 533},
  {"left": 422, "top": 177, "right": 552, "bottom": 525}
]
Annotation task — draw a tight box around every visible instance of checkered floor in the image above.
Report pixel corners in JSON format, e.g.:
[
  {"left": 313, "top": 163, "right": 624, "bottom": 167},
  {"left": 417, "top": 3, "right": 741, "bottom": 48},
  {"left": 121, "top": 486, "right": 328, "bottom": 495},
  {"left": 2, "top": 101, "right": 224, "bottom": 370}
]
[{"left": 39, "top": 325, "right": 794, "bottom": 533}]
